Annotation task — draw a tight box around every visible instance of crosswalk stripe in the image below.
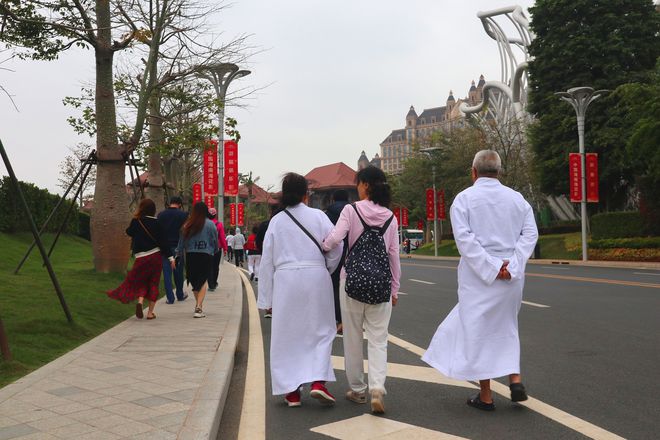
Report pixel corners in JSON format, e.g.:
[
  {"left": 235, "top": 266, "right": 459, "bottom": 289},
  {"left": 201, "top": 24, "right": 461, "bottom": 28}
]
[{"left": 311, "top": 414, "right": 469, "bottom": 439}]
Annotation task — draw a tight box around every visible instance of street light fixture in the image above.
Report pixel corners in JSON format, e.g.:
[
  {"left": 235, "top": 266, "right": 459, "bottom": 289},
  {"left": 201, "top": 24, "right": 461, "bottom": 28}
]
[
  {"left": 555, "top": 87, "right": 607, "bottom": 262},
  {"left": 198, "top": 63, "right": 251, "bottom": 223},
  {"left": 420, "top": 147, "right": 441, "bottom": 257}
]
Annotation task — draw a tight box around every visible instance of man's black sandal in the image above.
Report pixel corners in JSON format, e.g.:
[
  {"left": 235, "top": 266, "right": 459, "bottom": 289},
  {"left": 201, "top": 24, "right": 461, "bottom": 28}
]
[
  {"left": 510, "top": 383, "right": 528, "bottom": 402},
  {"left": 467, "top": 394, "right": 495, "bottom": 411}
]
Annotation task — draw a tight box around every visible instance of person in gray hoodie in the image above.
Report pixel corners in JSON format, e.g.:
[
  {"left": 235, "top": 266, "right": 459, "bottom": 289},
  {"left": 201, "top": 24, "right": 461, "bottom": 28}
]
[
  {"left": 232, "top": 227, "right": 246, "bottom": 267},
  {"left": 177, "top": 202, "right": 218, "bottom": 318}
]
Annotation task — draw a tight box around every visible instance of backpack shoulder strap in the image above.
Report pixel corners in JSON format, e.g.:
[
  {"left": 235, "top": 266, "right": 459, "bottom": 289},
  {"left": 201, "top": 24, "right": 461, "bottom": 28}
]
[
  {"left": 351, "top": 203, "right": 370, "bottom": 230},
  {"left": 379, "top": 214, "right": 395, "bottom": 236},
  {"left": 283, "top": 209, "right": 324, "bottom": 255}
]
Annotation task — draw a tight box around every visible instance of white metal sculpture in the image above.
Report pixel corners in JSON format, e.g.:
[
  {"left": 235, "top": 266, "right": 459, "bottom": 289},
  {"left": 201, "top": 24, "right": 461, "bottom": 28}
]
[{"left": 459, "top": 6, "right": 532, "bottom": 123}]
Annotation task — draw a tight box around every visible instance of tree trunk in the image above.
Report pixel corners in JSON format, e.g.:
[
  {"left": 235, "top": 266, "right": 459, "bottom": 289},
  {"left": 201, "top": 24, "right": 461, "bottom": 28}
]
[
  {"left": 90, "top": 2, "right": 130, "bottom": 273},
  {"left": 145, "top": 91, "right": 166, "bottom": 211}
]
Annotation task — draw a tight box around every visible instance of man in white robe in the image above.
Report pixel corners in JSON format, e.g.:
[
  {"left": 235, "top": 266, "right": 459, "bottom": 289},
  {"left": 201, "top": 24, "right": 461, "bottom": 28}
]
[
  {"left": 422, "top": 150, "right": 538, "bottom": 411},
  {"left": 257, "top": 184, "right": 343, "bottom": 406}
]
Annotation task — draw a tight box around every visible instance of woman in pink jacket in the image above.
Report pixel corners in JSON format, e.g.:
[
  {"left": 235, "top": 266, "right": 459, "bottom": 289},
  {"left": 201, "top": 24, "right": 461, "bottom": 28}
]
[{"left": 322, "top": 166, "right": 401, "bottom": 414}]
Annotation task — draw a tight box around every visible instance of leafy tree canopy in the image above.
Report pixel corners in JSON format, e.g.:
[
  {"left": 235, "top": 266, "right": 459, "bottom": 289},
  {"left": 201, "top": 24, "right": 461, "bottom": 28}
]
[{"left": 527, "top": 0, "right": 660, "bottom": 210}]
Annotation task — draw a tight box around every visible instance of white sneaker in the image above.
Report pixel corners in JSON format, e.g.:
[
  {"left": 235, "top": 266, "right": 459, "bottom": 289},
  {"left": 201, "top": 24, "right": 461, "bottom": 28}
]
[{"left": 193, "top": 307, "right": 206, "bottom": 318}]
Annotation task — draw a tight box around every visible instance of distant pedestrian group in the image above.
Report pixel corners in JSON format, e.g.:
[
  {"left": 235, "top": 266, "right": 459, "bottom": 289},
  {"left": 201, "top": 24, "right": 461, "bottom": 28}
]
[{"left": 107, "top": 196, "right": 228, "bottom": 320}]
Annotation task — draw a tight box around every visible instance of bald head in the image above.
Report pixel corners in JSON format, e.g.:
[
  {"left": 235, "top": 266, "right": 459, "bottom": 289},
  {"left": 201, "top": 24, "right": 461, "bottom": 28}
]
[{"left": 472, "top": 150, "right": 502, "bottom": 178}]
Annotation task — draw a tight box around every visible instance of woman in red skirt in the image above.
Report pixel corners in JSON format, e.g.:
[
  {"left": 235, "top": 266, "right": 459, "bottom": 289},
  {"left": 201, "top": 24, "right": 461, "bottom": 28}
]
[{"left": 107, "top": 198, "right": 176, "bottom": 319}]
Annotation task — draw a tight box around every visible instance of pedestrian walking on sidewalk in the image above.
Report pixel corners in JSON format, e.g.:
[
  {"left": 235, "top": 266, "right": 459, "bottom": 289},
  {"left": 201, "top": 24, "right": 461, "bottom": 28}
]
[
  {"left": 245, "top": 225, "right": 261, "bottom": 281},
  {"left": 157, "top": 196, "right": 189, "bottom": 304},
  {"left": 233, "top": 227, "right": 246, "bottom": 267},
  {"left": 177, "top": 202, "right": 218, "bottom": 318},
  {"left": 258, "top": 173, "right": 344, "bottom": 407},
  {"left": 422, "top": 150, "right": 538, "bottom": 411},
  {"left": 207, "top": 208, "right": 228, "bottom": 291},
  {"left": 322, "top": 166, "right": 401, "bottom": 414},
  {"left": 325, "top": 189, "right": 350, "bottom": 334},
  {"left": 226, "top": 230, "right": 234, "bottom": 262},
  {"left": 107, "top": 198, "right": 174, "bottom": 320}
]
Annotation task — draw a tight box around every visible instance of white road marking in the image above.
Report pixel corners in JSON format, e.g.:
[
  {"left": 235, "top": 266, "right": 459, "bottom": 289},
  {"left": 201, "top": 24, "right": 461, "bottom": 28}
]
[
  {"left": 311, "top": 414, "right": 469, "bottom": 440},
  {"left": 409, "top": 279, "right": 435, "bottom": 285},
  {"left": 397, "top": 291, "right": 409, "bottom": 295},
  {"left": 522, "top": 300, "right": 551, "bottom": 308},
  {"left": 386, "top": 334, "right": 625, "bottom": 440},
  {"left": 237, "top": 270, "right": 266, "bottom": 440},
  {"left": 634, "top": 272, "right": 660, "bottom": 276},
  {"left": 330, "top": 356, "right": 475, "bottom": 389}
]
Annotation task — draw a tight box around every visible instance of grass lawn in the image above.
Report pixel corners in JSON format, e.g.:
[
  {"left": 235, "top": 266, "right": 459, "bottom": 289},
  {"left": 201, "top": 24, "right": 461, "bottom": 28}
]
[
  {"left": 412, "top": 232, "right": 582, "bottom": 260},
  {"left": 0, "top": 232, "right": 133, "bottom": 388},
  {"left": 413, "top": 240, "right": 460, "bottom": 257}
]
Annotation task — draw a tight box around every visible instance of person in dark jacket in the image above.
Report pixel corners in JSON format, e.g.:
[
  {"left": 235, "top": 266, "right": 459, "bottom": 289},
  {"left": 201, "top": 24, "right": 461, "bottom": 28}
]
[
  {"left": 107, "top": 198, "right": 174, "bottom": 320},
  {"left": 325, "top": 189, "right": 350, "bottom": 332},
  {"left": 157, "top": 196, "right": 189, "bottom": 303}
]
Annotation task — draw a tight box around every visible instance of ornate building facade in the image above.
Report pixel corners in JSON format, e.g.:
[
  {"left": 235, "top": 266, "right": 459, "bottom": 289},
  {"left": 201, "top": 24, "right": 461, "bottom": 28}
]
[{"left": 379, "top": 76, "right": 485, "bottom": 174}]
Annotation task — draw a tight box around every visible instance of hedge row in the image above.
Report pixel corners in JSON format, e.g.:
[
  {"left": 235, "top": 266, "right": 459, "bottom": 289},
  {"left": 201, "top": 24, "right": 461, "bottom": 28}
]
[
  {"left": 589, "top": 236, "right": 660, "bottom": 249},
  {"left": 538, "top": 220, "right": 581, "bottom": 235},
  {"left": 0, "top": 176, "right": 79, "bottom": 234},
  {"left": 590, "top": 211, "right": 648, "bottom": 239}
]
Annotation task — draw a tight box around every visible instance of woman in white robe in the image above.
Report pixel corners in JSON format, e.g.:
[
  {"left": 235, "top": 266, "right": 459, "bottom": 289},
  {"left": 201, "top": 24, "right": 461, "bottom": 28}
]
[
  {"left": 422, "top": 150, "right": 538, "bottom": 410},
  {"left": 257, "top": 173, "right": 343, "bottom": 407}
]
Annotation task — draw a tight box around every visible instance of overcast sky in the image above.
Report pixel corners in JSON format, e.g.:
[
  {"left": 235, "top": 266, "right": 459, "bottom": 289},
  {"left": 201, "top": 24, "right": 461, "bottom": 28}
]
[{"left": 0, "top": 0, "right": 535, "bottom": 195}]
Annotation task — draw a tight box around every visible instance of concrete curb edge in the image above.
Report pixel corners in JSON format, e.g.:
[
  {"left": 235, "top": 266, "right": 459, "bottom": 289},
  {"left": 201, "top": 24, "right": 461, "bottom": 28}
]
[{"left": 178, "top": 265, "right": 244, "bottom": 440}]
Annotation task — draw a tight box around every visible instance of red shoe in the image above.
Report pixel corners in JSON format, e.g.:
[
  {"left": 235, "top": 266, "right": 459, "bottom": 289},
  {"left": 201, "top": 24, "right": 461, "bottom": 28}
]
[
  {"left": 284, "top": 389, "right": 301, "bottom": 407},
  {"left": 310, "top": 381, "right": 335, "bottom": 404}
]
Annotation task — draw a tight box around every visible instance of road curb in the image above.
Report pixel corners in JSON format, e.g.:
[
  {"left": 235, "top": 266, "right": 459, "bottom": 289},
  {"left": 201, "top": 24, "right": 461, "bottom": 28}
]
[{"left": 179, "top": 263, "right": 244, "bottom": 440}]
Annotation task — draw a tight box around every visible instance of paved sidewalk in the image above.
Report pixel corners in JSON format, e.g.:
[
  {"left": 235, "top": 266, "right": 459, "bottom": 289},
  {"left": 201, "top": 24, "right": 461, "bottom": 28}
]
[{"left": 0, "top": 262, "right": 243, "bottom": 440}]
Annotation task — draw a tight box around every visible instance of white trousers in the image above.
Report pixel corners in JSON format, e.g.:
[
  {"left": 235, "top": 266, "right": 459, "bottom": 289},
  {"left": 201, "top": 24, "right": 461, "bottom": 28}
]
[
  {"left": 247, "top": 254, "right": 261, "bottom": 278},
  {"left": 339, "top": 279, "right": 392, "bottom": 393}
]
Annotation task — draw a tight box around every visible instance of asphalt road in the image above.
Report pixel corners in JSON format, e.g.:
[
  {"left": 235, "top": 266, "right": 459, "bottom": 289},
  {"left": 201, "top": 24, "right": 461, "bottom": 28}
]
[{"left": 218, "top": 260, "right": 660, "bottom": 440}]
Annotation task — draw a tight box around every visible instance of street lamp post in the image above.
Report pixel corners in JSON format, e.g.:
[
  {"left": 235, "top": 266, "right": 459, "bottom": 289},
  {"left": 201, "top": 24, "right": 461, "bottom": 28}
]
[
  {"left": 420, "top": 147, "right": 441, "bottom": 257},
  {"left": 555, "top": 87, "right": 607, "bottom": 262},
  {"left": 199, "top": 63, "right": 251, "bottom": 223}
]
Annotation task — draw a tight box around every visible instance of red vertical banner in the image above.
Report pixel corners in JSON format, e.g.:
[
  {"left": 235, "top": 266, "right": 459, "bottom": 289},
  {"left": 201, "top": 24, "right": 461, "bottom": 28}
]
[
  {"left": 417, "top": 220, "right": 424, "bottom": 230},
  {"left": 436, "top": 189, "right": 446, "bottom": 220},
  {"left": 224, "top": 140, "right": 239, "bottom": 196},
  {"left": 203, "top": 140, "right": 218, "bottom": 195},
  {"left": 237, "top": 203, "right": 245, "bottom": 226},
  {"left": 401, "top": 208, "right": 409, "bottom": 227},
  {"left": 569, "top": 153, "right": 582, "bottom": 202},
  {"left": 425, "top": 188, "right": 435, "bottom": 220},
  {"left": 393, "top": 207, "right": 401, "bottom": 225},
  {"left": 204, "top": 194, "right": 215, "bottom": 208},
  {"left": 229, "top": 203, "right": 236, "bottom": 226},
  {"left": 192, "top": 183, "right": 202, "bottom": 204},
  {"left": 586, "top": 153, "right": 599, "bottom": 203}
]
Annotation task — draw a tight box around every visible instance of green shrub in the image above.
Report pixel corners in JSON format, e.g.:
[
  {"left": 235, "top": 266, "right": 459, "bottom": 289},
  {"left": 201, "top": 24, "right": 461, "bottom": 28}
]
[
  {"left": 589, "top": 237, "right": 660, "bottom": 249},
  {"left": 590, "top": 211, "right": 647, "bottom": 239},
  {"left": 539, "top": 220, "right": 581, "bottom": 235},
  {"left": 78, "top": 212, "right": 91, "bottom": 240},
  {"left": 0, "top": 177, "right": 79, "bottom": 234}
]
